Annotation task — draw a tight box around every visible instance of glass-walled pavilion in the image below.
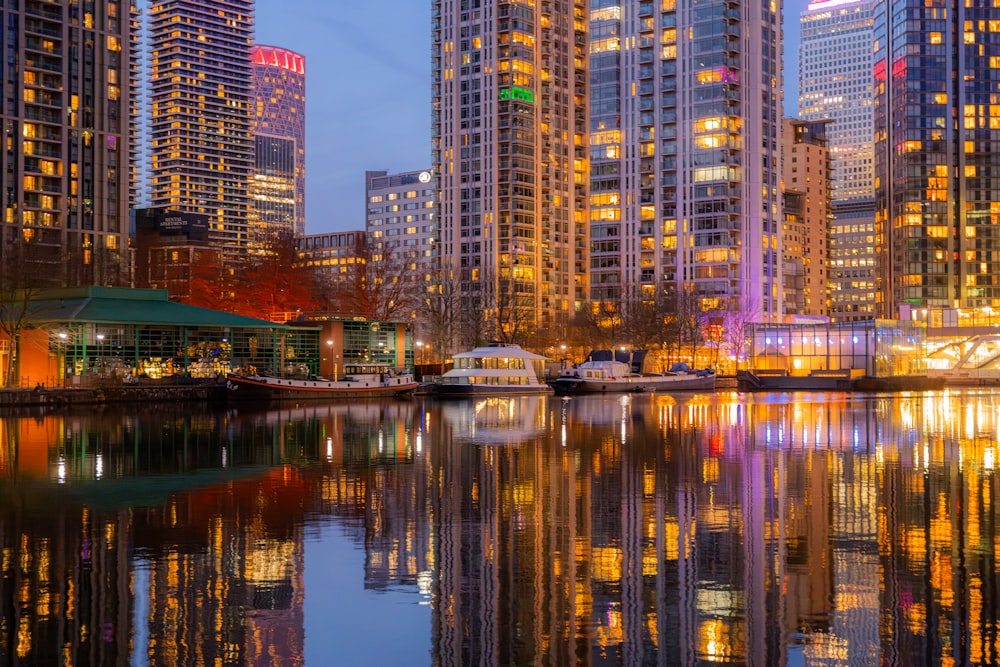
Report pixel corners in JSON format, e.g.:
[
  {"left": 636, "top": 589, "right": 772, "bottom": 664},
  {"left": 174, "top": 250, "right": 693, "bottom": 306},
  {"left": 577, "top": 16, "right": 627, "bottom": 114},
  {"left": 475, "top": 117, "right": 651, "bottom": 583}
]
[{"left": 747, "top": 320, "right": 927, "bottom": 378}]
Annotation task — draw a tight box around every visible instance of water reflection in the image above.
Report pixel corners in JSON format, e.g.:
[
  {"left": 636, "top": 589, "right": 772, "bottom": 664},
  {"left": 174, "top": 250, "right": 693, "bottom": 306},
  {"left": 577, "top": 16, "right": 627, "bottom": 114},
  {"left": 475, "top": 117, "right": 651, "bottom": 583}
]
[{"left": 0, "top": 391, "right": 997, "bottom": 665}]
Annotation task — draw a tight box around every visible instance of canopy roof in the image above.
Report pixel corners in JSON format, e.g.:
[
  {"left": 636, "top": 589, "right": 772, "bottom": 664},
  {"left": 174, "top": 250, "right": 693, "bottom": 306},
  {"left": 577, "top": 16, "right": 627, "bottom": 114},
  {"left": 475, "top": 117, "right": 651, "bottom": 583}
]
[{"left": 18, "top": 287, "right": 294, "bottom": 330}]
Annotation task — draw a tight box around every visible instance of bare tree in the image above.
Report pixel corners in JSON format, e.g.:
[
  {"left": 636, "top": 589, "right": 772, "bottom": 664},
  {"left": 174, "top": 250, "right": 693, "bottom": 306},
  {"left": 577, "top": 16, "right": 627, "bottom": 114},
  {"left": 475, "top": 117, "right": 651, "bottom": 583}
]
[
  {"left": 659, "top": 284, "right": 704, "bottom": 367},
  {"left": 619, "top": 284, "right": 672, "bottom": 352},
  {"left": 721, "top": 295, "right": 759, "bottom": 371},
  {"left": 0, "top": 233, "right": 51, "bottom": 387},
  {"left": 489, "top": 259, "right": 535, "bottom": 346},
  {"left": 574, "top": 300, "right": 622, "bottom": 351},
  {"left": 462, "top": 262, "right": 535, "bottom": 347},
  {"left": 419, "top": 263, "right": 467, "bottom": 363},
  {"left": 63, "top": 238, "right": 130, "bottom": 288},
  {"left": 333, "top": 238, "right": 415, "bottom": 322}
]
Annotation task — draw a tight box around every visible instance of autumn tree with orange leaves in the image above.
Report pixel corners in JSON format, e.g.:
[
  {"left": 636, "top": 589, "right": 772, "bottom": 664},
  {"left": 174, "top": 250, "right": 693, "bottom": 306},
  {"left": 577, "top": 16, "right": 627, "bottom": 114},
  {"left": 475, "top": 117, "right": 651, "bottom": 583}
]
[{"left": 186, "top": 231, "right": 321, "bottom": 321}]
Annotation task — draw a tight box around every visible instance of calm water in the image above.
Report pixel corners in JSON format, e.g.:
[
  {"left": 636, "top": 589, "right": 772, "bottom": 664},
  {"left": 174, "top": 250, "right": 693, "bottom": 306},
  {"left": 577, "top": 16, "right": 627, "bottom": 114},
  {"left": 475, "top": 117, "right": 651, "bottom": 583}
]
[{"left": 0, "top": 390, "right": 998, "bottom": 666}]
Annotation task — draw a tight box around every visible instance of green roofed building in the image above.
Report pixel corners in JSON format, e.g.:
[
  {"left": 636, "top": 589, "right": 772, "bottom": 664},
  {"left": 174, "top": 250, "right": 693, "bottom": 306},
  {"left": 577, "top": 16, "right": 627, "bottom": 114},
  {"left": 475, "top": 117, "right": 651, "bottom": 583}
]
[{"left": 1, "top": 287, "right": 412, "bottom": 388}]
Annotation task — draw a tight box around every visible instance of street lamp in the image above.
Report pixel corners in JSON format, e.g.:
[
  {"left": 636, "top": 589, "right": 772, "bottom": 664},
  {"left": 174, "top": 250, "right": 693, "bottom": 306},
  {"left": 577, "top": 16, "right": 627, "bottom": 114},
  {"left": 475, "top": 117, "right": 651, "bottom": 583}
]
[
  {"left": 96, "top": 333, "right": 105, "bottom": 378},
  {"left": 416, "top": 341, "right": 424, "bottom": 365},
  {"left": 58, "top": 332, "right": 68, "bottom": 386}
]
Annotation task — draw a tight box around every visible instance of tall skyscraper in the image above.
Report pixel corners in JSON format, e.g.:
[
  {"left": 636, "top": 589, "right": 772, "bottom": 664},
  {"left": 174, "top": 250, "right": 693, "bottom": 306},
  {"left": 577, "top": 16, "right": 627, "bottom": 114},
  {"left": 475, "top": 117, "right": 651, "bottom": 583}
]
[
  {"left": 431, "top": 0, "right": 590, "bottom": 342},
  {"left": 782, "top": 119, "right": 831, "bottom": 318},
  {"left": 589, "top": 0, "right": 783, "bottom": 322},
  {"left": 129, "top": 1, "right": 143, "bottom": 208},
  {"left": 251, "top": 45, "right": 305, "bottom": 239},
  {"left": 875, "top": 0, "right": 1000, "bottom": 316},
  {"left": 800, "top": 0, "right": 877, "bottom": 202},
  {"left": 147, "top": 0, "right": 254, "bottom": 258},
  {"left": 1, "top": 0, "right": 132, "bottom": 285},
  {"left": 799, "top": 0, "right": 877, "bottom": 321}
]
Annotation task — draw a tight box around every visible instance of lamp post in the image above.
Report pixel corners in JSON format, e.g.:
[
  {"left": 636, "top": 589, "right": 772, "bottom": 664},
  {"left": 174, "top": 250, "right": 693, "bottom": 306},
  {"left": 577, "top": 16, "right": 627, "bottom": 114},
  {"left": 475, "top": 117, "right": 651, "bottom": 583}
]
[
  {"left": 96, "top": 333, "right": 105, "bottom": 379},
  {"left": 560, "top": 344, "right": 567, "bottom": 368},
  {"left": 58, "top": 332, "right": 68, "bottom": 386},
  {"left": 416, "top": 341, "right": 424, "bottom": 366}
]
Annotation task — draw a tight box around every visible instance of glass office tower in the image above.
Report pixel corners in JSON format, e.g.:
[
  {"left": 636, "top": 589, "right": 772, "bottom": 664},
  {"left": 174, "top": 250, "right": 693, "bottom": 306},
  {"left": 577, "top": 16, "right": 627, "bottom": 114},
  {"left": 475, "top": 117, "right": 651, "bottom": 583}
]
[
  {"left": 251, "top": 45, "right": 305, "bottom": 240},
  {"left": 874, "top": 0, "right": 1000, "bottom": 315},
  {"left": 799, "top": 0, "right": 877, "bottom": 321}
]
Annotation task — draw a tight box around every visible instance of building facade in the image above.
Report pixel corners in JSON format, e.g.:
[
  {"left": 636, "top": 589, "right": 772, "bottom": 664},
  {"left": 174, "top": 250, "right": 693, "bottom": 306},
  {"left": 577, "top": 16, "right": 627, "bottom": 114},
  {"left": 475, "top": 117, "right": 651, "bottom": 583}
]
[
  {"left": 589, "top": 0, "right": 783, "bottom": 322},
  {"left": 133, "top": 207, "right": 214, "bottom": 302},
  {"left": 1, "top": 0, "right": 132, "bottom": 285},
  {"left": 147, "top": 0, "right": 254, "bottom": 258},
  {"left": 431, "top": 0, "right": 590, "bottom": 342},
  {"left": 874, "top": 0, "right": 1000, "bottom": 315},
  {"left": 297, "top": 231, "right": 367, "bottom": 282},
  {"left": 782, "top": 119, "right": 831, "bottom": 318},
  {"left": 251, "top": 45, "right": 306, "bottom": 240},
  {"left": 366, "top": 169, "right": 438, "bottom": 284},
  {"left": 799, "top": 0, "right": 877, "bottom": 321}
]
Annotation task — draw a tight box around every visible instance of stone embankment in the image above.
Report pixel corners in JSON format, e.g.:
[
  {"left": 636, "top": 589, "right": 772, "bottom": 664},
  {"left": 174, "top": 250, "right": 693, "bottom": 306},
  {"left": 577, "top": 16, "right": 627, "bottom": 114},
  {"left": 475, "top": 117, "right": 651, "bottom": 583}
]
[{"left": 0, "top": 384, "right": 228, "bottom": 407}]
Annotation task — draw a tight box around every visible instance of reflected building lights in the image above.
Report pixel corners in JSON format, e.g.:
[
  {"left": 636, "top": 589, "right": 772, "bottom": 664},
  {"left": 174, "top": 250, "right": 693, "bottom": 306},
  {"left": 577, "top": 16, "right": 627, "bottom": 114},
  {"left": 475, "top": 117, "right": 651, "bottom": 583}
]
[{"left": 2, "top": 393, "right": 999, "bottom": 663}]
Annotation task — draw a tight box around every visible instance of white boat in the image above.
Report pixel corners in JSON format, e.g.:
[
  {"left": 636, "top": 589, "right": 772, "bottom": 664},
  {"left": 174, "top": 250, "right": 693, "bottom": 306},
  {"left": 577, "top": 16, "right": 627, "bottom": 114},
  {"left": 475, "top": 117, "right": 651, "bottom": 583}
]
[
  {"left": 225, "top": 363, "right": 418, "bottom": 401},
  {"left": 551, "top": 359, "right": 715, "bottom": 395},
  {"left": 431, "top": 343, "right": 554, "bottom": 396}
]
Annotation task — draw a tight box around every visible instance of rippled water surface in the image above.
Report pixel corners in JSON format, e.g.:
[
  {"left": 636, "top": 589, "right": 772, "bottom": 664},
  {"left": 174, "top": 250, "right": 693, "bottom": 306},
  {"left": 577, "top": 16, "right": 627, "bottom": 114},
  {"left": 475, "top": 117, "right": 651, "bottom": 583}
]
[{"left": 1, "top": 390, "right": 998, "bottom": 665}]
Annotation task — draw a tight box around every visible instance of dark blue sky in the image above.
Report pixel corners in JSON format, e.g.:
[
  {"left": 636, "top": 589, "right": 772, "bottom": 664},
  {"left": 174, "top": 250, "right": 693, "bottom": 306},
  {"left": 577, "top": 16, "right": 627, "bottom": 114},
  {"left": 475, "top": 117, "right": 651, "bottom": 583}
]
[{"left": 255, "top": 1, "right": 805, "bottom": 235}]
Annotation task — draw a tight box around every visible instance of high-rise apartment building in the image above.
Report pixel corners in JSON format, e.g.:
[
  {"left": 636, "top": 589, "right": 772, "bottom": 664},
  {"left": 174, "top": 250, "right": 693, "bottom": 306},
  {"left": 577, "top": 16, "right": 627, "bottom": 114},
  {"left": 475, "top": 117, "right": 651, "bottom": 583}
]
[
  {"left": 799, "top": 0, "right": 877, "bottom": 321},
  {"left": 589, "top": 0, "right": 783, "bottom": 321},
  {"left": 431, "top": 0, "right": 590, "bottom": 342},
  {"left": 874, "top": 0, "right": 1000, "bottom": 315},
  {"left": 251, "top": 45, "right": 305, "bottom": 239},
  {"left": 147, "top": 0, "right": 254, "bottom": 257},
  {"left": 1, "top": 0, "right": 132, "bottom": 285},
  {"left": 782, "top": 120, "right": 831, "bottom": 318}
]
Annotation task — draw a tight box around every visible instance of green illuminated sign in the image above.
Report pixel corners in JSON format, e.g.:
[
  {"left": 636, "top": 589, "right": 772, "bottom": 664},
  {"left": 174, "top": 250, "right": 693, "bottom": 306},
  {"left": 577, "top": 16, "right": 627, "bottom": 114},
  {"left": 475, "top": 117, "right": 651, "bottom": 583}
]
[{"left": 499, "top": 86, "right": 535, "bottom": 104}]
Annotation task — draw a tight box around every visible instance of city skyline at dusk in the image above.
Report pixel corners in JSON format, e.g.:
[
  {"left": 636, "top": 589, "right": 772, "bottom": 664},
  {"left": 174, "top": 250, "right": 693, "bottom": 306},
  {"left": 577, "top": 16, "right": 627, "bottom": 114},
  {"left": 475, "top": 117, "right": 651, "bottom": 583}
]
[{"left": 255, "top": 0, "right": 809, "bottom": 234}]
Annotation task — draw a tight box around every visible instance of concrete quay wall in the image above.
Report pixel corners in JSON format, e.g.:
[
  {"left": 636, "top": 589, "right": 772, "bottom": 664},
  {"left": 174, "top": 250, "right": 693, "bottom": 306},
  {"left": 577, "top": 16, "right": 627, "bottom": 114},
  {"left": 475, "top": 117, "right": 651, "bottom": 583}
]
[{"left": 0, "top": 385, "right": 228, "bottom": 407}]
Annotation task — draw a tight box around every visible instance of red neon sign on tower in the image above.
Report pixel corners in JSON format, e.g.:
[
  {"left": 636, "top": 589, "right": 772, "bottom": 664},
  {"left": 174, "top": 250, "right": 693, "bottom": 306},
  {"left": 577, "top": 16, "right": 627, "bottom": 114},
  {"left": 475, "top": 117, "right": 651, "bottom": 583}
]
[{"left": 251, "top": 45, "right": 305, "bottom": 76}]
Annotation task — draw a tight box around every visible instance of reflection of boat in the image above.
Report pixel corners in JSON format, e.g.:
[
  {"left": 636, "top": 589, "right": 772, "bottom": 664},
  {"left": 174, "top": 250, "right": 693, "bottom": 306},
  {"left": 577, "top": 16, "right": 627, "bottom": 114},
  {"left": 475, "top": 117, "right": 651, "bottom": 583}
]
[
  {"left": 551, "top": 359, "right": 715, "bottom": 394},
  {"left": 225, "top": 363, "right": 418, "bottom": 401},
  {"left": 431, "top": 343, "right": 553, "bottom": 396},
  {"left": 439, "top": 396, "right": 547, "bottom": 445}
]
